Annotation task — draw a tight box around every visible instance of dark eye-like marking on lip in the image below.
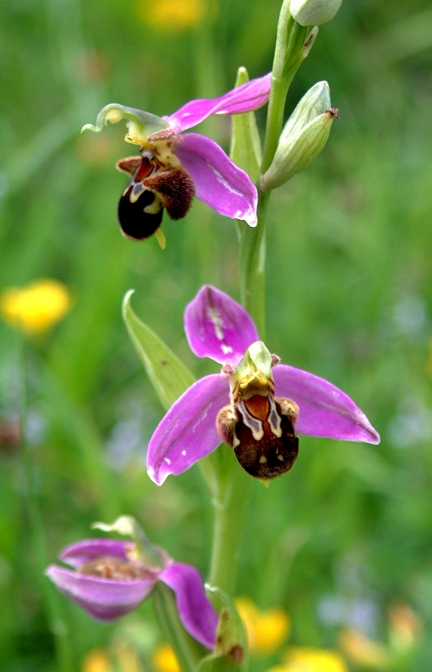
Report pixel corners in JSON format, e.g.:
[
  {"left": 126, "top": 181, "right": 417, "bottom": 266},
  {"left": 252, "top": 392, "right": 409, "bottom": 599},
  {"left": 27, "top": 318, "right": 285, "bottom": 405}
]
[
  {"left": 116, "top": 154, "right": 195, "bottom": 241},
  {"left": 118, "top": 186, "right": 164, "bottom": 241}
]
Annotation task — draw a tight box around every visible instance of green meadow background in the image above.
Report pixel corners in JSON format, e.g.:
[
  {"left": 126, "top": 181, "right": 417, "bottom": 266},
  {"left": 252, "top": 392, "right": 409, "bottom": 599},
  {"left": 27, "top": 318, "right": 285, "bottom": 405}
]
[{"left": 1, "top": 0, "right": 432, "bottom": 669}]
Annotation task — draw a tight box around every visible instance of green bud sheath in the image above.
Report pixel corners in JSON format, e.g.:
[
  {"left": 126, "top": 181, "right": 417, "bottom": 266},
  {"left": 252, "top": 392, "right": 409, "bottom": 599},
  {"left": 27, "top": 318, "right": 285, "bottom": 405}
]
[
  {"left": 280, "top": 80, "right": 331, "bottom": 143},
  {"left": 261, "top": 80, "right": 338, "bottom": 191},
  {"left": 230, "top": 67, "right": 262, "bottom": 184}
]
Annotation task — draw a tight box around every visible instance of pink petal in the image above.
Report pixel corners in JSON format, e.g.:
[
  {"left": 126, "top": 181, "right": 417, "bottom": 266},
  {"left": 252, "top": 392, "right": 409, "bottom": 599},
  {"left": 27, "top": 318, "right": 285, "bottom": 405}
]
[
  {"left": 175, "top": 133, "right": 257, "bottom": 226},
  {"left": 60, "top": 539, "right": 134, "bottom": 568},
  {"left": 166, "top": 73, "right": 271, "bottom": 133},
  {"left": 273, "top": 364, "right": 380, "bottom": 443},
  {"left": 146, "top": 374, "right": 229, "bottom": 485},
  {"left": 184, "top": 285, "right": 259, "bottom": 365},
  {"left": 160, "top": 562, "right": 218, "bottom": 649},
  {"left": 46, "top": 565, "right": 157, "bottom": 621}
]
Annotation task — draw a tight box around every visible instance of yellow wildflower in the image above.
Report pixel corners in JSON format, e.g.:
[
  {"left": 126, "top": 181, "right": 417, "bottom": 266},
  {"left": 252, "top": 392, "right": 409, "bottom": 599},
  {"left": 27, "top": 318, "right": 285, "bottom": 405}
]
[
  {"left": 235, "top": 597, "right": 290, "bottom": 655},
  {"left": 340, "top": 629, "right": 389, "bottom": 668},
  {"left": 279, "top": 646, "right": 348, "bottom": 672},
  {"left": 114, "top": 643, "right": 143, "bottom": 672},
  {"left": 388, "top": 602, "right": 422, "bottom": 651},
  {"left": 1, "top": 279, "right": 71, "bottom": 334},
  {"left": 340, "top": 603, "right": 422, "bottom": 668},
  {"left": 82, "top": 649, "right": 111, "bottom": 672},
  {"left": 152, "top": 643, "right": 180, "bottom": 672},
  {"left": 136, "top": 0, "right": 206, "bottom": 31},
  {"left": 82, "top": 644, "right": 143, "bottom": 672}
]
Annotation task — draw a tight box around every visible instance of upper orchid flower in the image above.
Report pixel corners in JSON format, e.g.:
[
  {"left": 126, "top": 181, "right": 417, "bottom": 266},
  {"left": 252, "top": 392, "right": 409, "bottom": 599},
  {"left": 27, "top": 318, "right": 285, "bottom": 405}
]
[
  {"left": 146, "top": 286, "right": 380, "bottom": 485},
  {"left": 81, "top": 74, "right": 271, "bottom": 242},
  {"left": 46, "top": 517, "right": 217, "bottom": 649}
]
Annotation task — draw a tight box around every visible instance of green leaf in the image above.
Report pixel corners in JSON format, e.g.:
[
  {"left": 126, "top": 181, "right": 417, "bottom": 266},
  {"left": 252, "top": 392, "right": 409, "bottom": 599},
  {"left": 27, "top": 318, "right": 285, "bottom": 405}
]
[
  {"left": 199, "top": 587, "right": 248, "bottom": 672},
  {"left": 122, "top": 290, "right": 195, "bottom": 411},
  {"left": 229, "top": 67, "right": 262, "bottom": 184}
]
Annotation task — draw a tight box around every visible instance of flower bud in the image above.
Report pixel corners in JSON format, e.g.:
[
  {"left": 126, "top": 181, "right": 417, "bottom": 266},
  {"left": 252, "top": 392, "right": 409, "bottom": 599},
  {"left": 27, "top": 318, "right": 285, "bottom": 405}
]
[
  {"left": 281, "top": 80, "right": 331, "bottom": 139},
  {"left": 290, "top": 0, "right": 343, "bottom": 26},
  {"left": 261, "top": 81, "right": 338, "bottom": 191}
]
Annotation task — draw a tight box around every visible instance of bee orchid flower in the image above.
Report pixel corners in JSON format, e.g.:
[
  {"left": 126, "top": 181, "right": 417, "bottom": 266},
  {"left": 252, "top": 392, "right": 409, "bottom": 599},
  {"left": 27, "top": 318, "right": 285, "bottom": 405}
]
[
  {"left": 82, "top": 74, "right": 271, "bottom": 241},
  {"left": 146, "top": 286, "right": 380, "bottom": 485},
  {"left": 46, "top": 532, "right": 218, "bottom": 649}
]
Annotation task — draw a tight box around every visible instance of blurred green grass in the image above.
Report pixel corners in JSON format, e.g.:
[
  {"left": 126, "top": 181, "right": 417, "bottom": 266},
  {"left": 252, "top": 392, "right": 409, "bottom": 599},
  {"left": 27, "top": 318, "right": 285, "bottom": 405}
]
[{"left": 1, "top": 0, "right": 432, "bottom": 669}]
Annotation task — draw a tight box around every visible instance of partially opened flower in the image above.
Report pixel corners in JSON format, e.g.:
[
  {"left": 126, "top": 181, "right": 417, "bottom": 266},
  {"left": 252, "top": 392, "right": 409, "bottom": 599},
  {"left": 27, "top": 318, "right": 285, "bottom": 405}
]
[
  {"left": 82, "top": 74, "right": 271, "bottom": 242},
  {"left": 146, "top": 286, "right": 380, "bottom": 485},
  {"left": 46, "top": 518, "right": 217, "bottom": 649}
]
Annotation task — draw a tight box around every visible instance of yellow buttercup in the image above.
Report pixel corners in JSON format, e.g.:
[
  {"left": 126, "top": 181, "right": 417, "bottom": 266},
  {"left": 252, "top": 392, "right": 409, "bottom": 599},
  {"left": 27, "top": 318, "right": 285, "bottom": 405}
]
[
  {"left": 1, "top": 279, "right": 71, "bottom": 334},
  {"left": 235, "top": 597, "right": 290, "bottom": 655}
]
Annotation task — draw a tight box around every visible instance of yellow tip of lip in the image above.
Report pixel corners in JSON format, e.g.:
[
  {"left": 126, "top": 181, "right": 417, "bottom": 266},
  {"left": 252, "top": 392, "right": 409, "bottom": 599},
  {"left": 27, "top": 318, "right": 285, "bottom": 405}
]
[{"left": 155, "top": 228, "right": 166, "bottom": 249}]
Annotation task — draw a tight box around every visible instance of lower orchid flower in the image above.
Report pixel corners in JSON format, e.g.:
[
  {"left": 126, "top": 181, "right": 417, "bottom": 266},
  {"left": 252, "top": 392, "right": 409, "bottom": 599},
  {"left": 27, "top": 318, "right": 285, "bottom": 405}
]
[
  {"left": 46, "top": 517, "right": 217, "bottom": 650},
  {"left": 146, "top": 286, "right": 380, "bottom": 485},
  {"left": 82, "top": 73, "right": 271, "bottom": 242}
]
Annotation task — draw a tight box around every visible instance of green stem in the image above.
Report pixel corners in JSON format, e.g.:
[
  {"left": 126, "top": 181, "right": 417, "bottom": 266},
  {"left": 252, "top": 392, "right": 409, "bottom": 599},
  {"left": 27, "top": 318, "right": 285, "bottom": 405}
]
[
  {"left": 205, "top": 5, "right": 310, "bottom": 604},
  {"left": 153, "top": 583, "right": 203, "bottom": 672},
  {"left": 238, "top": 14, "right": 309, "bottom": 332},
  {"left": 208, "top": 193, "right": 270, "bottom": 594},
  {"left": 204, "top": 0, "right": 311, "bottom": 609},
  {"left": 18, "top": 337, "right": 74, "bottom": 672},
  {"left": 238, "top": 14, "right": 310, "bottom": 329},
  {"left": 238, "top": 190, "right": 270, "bottom": 337},
  {"left": 207, "top": 446, "right": 252, "bottom": 594},
  {"left": 261, "top": 18, "right": 310, "bottom": 173}
]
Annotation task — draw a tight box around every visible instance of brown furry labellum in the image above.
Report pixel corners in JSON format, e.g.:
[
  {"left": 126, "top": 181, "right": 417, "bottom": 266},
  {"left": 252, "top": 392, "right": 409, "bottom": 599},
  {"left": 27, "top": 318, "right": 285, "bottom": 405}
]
[
  {"left": 216, "top": 395, "right": 299, "bottom": 480},
  {"left": 117, "top": 155, "right": 195, "bottom": 240}
]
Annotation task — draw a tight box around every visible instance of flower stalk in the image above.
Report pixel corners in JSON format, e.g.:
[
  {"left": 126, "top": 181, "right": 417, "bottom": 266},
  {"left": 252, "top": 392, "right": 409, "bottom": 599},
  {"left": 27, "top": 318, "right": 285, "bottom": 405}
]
[
  {"left": 153, "top": 583, "right": 203, "bottom": 672},
  {"left": 238, "top": 8, "right": 315, "bottom": 331},
  {"left": 238, "top": 189, "right": 269, "bottom": 337},
  {"left": 196, "top": 3, "right": 349, "bottom": 618},
  {"left": 209, "top": 6, "right": 313, "bottom": 599},
  {"left": 261, "top": 11, "right": 311, "bottom": 174},
  {"left": 207, "top": 447, "right": 252, "bottom": 595}
]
